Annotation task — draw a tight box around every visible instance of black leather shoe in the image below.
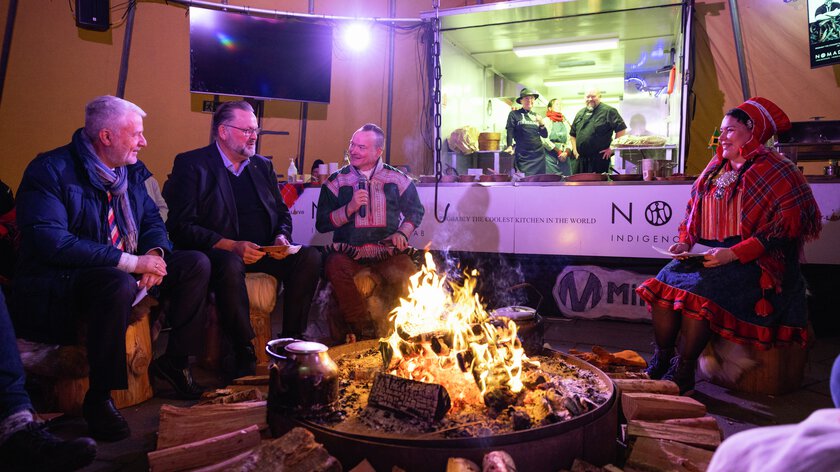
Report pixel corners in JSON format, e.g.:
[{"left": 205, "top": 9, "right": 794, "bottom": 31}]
[
  {"left": 234, "top": 344, "right": 257, "bottom": 379},
  {"left": 150, "top": 355, "right": 204, "bottom": 400},
  {"left": 0, "top": 422, "right": 97, "bottom": 472},
  {"left": 82, "top": 396, "right": 130, "bottom": 442}
]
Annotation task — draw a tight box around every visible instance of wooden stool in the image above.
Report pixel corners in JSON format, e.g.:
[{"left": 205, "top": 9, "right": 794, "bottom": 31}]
[
  {"left": 700, "top": 326, "right": 813, "bottom": 395},
  {"left": 245, "top": 272, "right": 277, "bottom": 363},
  {"left": 18, "top": 301, "right": 154, "bottom": 415}
]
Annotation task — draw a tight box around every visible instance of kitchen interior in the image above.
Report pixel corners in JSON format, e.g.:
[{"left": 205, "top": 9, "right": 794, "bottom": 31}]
[{"left": 433, "top": 0, "right": 689, "bottom": 179}]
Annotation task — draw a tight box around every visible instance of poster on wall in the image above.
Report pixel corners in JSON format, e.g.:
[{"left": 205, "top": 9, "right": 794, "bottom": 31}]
[{"left": 809, "top": 0, "right": 840, "bottom": 68}]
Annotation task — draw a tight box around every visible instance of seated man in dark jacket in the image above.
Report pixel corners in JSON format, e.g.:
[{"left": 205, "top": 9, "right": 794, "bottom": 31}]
[
  {"left": 12, "top": 96, "right": 210, "bottom": 441},
  {"left": 164, "top": 101, "right": 321, "bottom": 378}
]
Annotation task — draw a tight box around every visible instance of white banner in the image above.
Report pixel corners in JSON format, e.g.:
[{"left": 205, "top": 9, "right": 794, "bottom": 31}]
[{"left": 290, "top": 182, "right": 840, "bottom": 264}]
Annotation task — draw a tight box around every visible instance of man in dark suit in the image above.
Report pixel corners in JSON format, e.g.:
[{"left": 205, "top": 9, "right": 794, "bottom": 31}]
[
  {"left": 164, "top": 101, "right": 321, "bottom": 378},
  {"left": 13, "top": 96, "right": 210, "bottom": 441}
]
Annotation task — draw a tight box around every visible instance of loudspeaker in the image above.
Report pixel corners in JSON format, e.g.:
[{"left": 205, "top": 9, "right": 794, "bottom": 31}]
[{"left": 75, "top": 0, "right": 110, "bottom": 31}]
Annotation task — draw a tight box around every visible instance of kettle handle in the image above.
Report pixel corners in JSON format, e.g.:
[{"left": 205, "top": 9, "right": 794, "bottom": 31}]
[{"left": 266, "top": 337, "right": 299, "bottom": 361}]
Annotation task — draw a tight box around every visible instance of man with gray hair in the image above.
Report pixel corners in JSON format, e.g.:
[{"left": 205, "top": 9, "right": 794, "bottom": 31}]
[
  {"left": 164, "top": 100, "right": 321, "bottom": 378},
  {"left": 13, "top": 95, "right": 211, "bottom": 441}
]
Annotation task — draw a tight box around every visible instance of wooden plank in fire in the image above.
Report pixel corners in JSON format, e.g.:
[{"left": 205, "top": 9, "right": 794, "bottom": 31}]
[{"left": 367, "top": 372, "right": 451, "bottom": 421}]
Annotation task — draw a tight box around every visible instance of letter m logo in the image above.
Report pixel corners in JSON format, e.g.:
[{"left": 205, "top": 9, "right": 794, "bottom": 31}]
[{"left": 554, "top": 270, "right": 602, "bottom": 312}]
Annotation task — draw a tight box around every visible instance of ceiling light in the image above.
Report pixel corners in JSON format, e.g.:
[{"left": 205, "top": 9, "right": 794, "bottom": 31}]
[{"left": 513, "top": 37, "right": 618, "bottom": 57}]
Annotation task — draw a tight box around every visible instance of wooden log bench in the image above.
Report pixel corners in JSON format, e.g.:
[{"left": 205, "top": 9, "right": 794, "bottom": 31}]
[
  {"left": 17, "top": 298, "right": 155, "bottom": 415},
  {"left": 699, "top": 325, "right": 813, "bottom": 395},
  {"left": 203, "top": 272, "right": 278, "bottom": 368}
]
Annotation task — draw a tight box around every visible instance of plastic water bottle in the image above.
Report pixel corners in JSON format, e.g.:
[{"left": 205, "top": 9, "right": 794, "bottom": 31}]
[{"left": 287, "top": 158, "right": 298, "bottom": 182}]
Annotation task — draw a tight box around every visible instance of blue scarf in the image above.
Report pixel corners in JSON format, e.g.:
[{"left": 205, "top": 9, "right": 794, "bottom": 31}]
[{"left": 79, "top": 132, "right": 138, "bottom": 253}]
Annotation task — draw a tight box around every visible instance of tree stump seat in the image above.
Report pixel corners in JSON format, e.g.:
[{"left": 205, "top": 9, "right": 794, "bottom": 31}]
[
  {"left": 700, "top": 325, "right": 813, "bottom": 396},
  {"left": 16, "top": 298, "right": 155, "bottom": 415}
]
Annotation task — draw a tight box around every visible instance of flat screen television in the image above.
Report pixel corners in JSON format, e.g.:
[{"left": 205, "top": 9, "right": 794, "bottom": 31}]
[{"left": 189, "top": 7, "right": 333, "bottom": 103}]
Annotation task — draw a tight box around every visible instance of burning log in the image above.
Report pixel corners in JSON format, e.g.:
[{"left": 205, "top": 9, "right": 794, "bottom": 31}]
[{"left": 368, "top": 372, "right": 451, "bottom": 421}]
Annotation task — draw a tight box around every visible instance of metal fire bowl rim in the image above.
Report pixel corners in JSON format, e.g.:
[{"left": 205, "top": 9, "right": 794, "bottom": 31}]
[{"left": 290, "top": 340, "right": 616, "bottom": 448}]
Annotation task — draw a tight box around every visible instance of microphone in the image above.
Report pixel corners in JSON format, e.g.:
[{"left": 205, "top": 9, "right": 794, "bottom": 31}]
[{"left": 358, "top": 176, "right": 367, "bottom": 218}]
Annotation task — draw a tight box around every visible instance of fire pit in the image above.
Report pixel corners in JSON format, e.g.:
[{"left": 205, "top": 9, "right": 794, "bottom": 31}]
[{"left": 267, "top": 254, "right": 618, "bottom": 470}]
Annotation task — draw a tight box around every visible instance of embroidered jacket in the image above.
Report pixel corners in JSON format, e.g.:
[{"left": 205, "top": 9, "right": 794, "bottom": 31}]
[{"left": 316, "top": 161, "right": 424, "bottom": 248}]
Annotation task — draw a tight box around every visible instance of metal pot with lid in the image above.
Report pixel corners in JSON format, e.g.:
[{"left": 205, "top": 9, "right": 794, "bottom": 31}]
[
  {"left": 266, "top": 338, "right": 339, "bottom": 418},
  {"left": 489, "top": 305, "right": 545, "bottom": 356}
]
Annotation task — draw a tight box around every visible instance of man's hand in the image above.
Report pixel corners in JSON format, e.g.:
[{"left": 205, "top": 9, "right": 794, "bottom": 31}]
[
  {"left": 214, "top": 238, "right": 265, "bottom": 264},
  {"left": 274, "top": 234, "right": 290, "bottom": 246},
  {"left": 599, "top": 147, "right": 613, "bottom": 160},
  {"left": 385, "top": 232, "right": 409, "bottom": 250},
  {"left": 135, "top": 254, "right": 166, "bottom": 289},
  {"left": 502, "top": 146, "right": 514, "bottom": 155},
  {"left": 346, "top": 188, "right": 369, "bottom": 215}
]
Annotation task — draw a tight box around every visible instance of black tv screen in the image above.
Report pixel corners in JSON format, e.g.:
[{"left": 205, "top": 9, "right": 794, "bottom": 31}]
[{"left": 189, "top": 7, "right": 333, "bottom": 103}]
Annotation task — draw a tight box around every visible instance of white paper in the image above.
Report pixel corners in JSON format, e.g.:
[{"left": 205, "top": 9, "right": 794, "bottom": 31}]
[
  {"left": 132, "top": 286, "right": 148, "bottom": 307},
  {"left": 651, "top": 243, "right": 714, "bottom": 258}
]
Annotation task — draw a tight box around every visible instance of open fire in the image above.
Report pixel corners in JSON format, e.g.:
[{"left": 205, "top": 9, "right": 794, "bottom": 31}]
[{"left": 380, "top": 252, "right": 527, "bottom": 411}]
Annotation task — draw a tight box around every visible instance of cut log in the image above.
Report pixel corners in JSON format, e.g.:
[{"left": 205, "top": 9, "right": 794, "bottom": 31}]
[
  {"left": 628, "top": 419, "right": 721, "bottom": 449},
  {"left": 147, "top": 424, "right": 260, "bottom": 472},
  {"left": 625, "top": 437, "right": 713, "bottom": 472},
  {"left": 569, "top": 458, "right": 609, "bottom": 471},
  {"left": 613, "top": 379, "right": 679, "bottom": 395},
  {"left": 233, "top": 375, "right": 270, "bottom": 385},
  {"left": 198, "top": 388, "right": 265, "bottom": 405},
  {"left": 157, "top": 401, "right": 267, "bottom": 449},
  {"left": 483, "top": 451, "right": 516, "bottom": 472},
  {"left": 227, "top": 427, "right": 341, "bottom": 472},
  {"left": 621, "top": 393, "right": 706, "bottom": 421},
  {"left": 367, "top": 372, "right": 451, "bottom": 421},
  {"left": 656, "top": 415, "right": 720, "bottom": 431},
  {"left": 348, "top": 459, "right": 377, "bottom": 472},
  {"left": 447, "top": 457, "right": 480, "bottom": 472}
]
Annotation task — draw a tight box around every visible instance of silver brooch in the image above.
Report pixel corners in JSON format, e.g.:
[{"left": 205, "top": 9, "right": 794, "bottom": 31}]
[{"left": 712, "top": 170, "right": 738, "bottom": 200}]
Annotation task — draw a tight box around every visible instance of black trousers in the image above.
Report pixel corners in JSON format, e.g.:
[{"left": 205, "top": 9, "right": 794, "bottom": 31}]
[
  {"left": 205, "top": 247, "right": 321, "bottom": 346},
  {"left": 73, "top": 250, "right": 209, "bottom": 392}
]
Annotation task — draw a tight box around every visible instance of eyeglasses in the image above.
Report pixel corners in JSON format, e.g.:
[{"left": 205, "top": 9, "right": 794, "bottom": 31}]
[{"left": 224, "top": 124, "right": 261, "bottom": 136}]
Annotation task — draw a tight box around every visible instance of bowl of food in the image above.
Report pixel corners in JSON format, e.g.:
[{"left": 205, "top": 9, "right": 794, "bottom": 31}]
[{"left": 478, "top": 174, "right": 512, "bottom": 182}]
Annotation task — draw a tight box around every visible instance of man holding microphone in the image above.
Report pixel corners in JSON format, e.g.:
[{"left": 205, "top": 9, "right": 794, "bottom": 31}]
[{"left": 316, "top": 123, "right": 424, "bottom": 341}]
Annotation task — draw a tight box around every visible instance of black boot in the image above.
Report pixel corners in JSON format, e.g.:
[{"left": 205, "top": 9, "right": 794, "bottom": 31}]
[
  {"left": 149, "top": 355, "right": 204, "bottom": 400},
  {"left": 82, "top": 394, "right": 130, "bottom": 442},
  {"left": 662, "top": 355, "right": 697, "bottom": 395},
  {"left": 233, "top": 344, "right": 257, "bottom": 379},
  {"left": 645, "top": 346, "right": 675, "bottom": 380},
  {"left": 0, "top": 422, "right": 97, "bottom": 472}
]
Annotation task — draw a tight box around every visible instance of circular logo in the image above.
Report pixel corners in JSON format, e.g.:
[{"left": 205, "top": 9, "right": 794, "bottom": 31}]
[{"left": 645, "top": 201, "right": 673, "bottom": 226}]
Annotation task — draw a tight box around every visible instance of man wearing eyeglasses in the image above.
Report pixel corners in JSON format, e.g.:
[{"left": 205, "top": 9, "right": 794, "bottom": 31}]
[{"left": 164, "top": 101, "right": 321, "bottom": 380}]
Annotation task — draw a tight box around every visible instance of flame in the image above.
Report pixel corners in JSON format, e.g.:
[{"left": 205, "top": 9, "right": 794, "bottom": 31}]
[{"left": 382, "top": 252, "right": 526, "bottom": 410}]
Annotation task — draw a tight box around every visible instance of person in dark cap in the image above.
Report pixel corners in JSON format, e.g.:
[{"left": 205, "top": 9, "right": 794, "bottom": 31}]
[
  {"left": 569, "top": 88, "right": 626, "bottom": 174},
  {"left": 503, "top": 88, "right": 550, "bottom": 176},
  {"left": 635, "top": 97, "right": 821, "bottom": 394}
]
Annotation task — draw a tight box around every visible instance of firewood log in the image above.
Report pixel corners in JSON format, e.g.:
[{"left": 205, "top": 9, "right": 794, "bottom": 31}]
[
  {"left": 656, "top": 415, "right": 720, "bottom": 431},
  {"left": 447, "top": 457, "right": 480, "bottom": 472},
  {"left": 483, "top": 451, "right": 516, "bottom": 472},
  {"left": 228, "top": 427, "right": 340, "bottom": 472},
  {"left": 147, "top": 424, "right": 260, "bottom": 472},
  {"left": 621, "top": 393, "right": 706, "bottom": 421},
  {"left": 613, "top": 379, "right": 679, "bottom": 395},
  {"left": 625, "top": 437, "right": 713, "bottom": 472},
  {"left": 368, "top": 372, "right": 451, "bottom": 421},
  {"left": 157, "top": 401, "right": 267, "bottom": 449},
  {"left": 628, "top": 419, "right": 721, "bottom": 449}
]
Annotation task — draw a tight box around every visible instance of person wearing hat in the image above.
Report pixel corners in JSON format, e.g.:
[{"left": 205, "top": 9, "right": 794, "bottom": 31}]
[
  {"left": 503, "top": 88, "right": 550, "bottom": 176},
  {"left": 635, "top": 97, "right": 822, "bottom": 395},
  {"left": 569, "top": 88, "right": 626, "bottom": 174}
]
